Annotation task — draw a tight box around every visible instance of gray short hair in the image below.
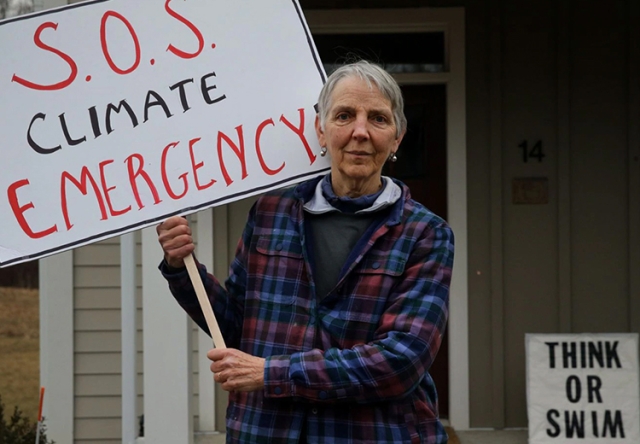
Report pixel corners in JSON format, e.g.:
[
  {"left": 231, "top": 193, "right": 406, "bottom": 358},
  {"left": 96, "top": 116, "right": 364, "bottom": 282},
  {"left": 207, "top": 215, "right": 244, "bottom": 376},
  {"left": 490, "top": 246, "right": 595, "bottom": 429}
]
[{"left": 317, "top": 60, "right": 407, "bottom": 138}]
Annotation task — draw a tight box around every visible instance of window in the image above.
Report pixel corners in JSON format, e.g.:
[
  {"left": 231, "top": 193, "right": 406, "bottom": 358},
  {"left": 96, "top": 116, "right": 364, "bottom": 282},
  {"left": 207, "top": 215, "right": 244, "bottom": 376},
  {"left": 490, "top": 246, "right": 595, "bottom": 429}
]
[{"left": 312, "top": 32, "right": 445, "bottom": 74}]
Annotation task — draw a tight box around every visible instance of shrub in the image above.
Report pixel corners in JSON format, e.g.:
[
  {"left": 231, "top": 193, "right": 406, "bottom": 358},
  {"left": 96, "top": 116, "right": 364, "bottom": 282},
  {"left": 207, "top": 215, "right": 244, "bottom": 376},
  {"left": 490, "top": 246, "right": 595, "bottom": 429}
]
[{"left": 0, "top": 396, "right": 54, "bottom": 444}]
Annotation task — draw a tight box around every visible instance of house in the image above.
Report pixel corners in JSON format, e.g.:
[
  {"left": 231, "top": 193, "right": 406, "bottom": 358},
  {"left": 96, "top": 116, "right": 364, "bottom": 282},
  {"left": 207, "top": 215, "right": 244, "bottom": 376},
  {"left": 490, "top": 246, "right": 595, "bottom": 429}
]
[{"left": 36, "top": 0, "right": 639, "bottom": 442}]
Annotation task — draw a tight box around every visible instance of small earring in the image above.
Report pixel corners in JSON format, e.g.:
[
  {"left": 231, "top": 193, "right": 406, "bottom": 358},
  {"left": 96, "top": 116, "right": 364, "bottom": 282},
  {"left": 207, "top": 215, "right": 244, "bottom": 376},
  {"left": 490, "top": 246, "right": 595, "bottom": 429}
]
[
  {"left": 388, "top": 152, "right": 398, "bottom": 163},
  {"left": 320, "top": 147, "right": 327, "bottom": 157}
]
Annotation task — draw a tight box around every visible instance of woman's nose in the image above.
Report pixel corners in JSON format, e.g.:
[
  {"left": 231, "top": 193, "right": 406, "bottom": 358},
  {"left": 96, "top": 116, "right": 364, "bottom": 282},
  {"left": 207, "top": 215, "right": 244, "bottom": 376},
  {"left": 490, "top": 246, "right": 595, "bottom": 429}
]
[{"left": 351, "top": 115, "right": 369, "bottom": 140}]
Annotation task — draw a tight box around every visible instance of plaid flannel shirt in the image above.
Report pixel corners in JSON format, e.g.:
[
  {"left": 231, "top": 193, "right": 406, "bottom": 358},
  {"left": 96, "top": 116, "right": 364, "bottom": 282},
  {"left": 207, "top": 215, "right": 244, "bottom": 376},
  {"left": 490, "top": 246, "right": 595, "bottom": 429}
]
[{"left": 161, "top": 176, "right": 454, "bottom": 444}]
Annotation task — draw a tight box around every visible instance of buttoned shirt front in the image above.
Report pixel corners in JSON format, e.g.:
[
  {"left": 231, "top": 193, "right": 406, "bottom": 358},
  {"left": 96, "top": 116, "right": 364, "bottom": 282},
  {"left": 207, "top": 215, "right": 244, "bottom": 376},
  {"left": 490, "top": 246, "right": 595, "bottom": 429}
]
[{"left": 161, "top": 175, "right": 454, "bottom": 444}]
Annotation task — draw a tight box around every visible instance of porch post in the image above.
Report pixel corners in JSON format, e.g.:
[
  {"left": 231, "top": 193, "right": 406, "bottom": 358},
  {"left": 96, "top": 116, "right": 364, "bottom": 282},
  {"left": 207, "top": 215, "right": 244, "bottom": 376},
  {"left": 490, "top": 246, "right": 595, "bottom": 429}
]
[
  {"left": 39, "top": 251, "right": 74, "bottom": 443},
  {"left": 142, "top": 227, "right": 193, "bottom": 444}
]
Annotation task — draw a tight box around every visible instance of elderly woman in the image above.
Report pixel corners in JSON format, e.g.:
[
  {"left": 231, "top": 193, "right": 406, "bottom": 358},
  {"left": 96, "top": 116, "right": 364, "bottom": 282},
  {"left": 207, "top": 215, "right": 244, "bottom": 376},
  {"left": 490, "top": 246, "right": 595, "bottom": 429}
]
[{"left": 157, "top": 60, "right": 454, "bottom": 444}]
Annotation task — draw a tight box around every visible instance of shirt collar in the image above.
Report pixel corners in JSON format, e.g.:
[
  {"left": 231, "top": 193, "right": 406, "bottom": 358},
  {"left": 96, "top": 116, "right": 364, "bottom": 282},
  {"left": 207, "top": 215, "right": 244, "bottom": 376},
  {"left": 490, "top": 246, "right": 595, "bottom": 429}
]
[{"left": 304, "top": 175, "right": 402, "bottom": 215}]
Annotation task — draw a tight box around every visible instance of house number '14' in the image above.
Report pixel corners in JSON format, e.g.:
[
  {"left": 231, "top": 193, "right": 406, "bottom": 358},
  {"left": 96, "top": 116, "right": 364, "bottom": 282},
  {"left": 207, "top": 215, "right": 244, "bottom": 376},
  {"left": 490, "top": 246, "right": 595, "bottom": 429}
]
[{"left": 519, "top": 140, "right": 545, "bottom": 163}]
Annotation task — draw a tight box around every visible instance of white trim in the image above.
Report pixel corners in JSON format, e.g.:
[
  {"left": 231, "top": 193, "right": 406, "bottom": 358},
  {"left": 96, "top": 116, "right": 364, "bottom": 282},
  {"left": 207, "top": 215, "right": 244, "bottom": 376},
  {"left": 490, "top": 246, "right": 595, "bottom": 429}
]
[
  {"left": 39, "top": 251, "right": 74, "bottom": 443},
  {"left": 121, "top": 233, "right": 138, "bottom": 444},
  {"left": 142, "top": 227, "right": 194, "bottom": 444},
  {"left": 306, "top": 8, "right": 470, "bottom": 429},
  {"left": 196, "top": 209, "right": 216, "bottom": 432},
  {"left": 444, "top": 9, "right": 469, "bottom": 431},
  {"left": 306, "top": 8, "right": 463, "bottom": 34}
]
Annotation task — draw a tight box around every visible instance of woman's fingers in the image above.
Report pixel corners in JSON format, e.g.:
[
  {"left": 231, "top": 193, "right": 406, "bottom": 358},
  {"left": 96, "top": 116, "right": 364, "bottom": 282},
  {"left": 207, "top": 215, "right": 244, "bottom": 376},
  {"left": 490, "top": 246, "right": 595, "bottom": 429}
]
[
  {"left": 208, "top": 348, "right": 266, "bottom": 392},
  {"left": 156, "top": 216, "right": 194, "bottom": 268}
]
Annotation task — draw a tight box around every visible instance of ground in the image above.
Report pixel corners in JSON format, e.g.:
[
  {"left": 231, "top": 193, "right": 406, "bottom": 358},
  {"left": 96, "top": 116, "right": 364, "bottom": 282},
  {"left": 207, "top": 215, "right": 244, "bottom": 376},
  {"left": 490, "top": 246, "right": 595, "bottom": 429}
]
[{"left": 0, "top": 286, "right": 39, "bottom": 421}]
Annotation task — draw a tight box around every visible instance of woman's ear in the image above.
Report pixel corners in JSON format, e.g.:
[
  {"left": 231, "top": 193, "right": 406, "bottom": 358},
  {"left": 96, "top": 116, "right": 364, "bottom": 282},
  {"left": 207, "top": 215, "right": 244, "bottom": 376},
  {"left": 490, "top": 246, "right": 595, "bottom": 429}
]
[
  {"left": 394, "top": 128, "right": 406, "bottom": 150},
  {"left": 315, "top": 115, "right": 326, "bottom": 147}
]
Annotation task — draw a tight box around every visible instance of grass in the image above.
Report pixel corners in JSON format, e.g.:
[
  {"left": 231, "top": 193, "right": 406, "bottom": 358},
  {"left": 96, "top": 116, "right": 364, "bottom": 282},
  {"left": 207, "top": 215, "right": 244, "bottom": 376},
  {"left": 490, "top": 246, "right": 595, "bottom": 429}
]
[{"left": 0, "top": 286, "right": 39, "bottom": 422}]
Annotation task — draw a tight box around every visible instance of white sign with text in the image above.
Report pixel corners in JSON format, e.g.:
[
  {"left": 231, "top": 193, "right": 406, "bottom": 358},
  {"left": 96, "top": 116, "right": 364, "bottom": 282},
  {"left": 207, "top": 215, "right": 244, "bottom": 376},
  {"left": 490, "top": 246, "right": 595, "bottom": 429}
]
[
  {"left": 0, "top": 0, "right": 329, "bottom": 267},
  {"left": 527, "top": 333, "right": 640, "bottom": 443}
]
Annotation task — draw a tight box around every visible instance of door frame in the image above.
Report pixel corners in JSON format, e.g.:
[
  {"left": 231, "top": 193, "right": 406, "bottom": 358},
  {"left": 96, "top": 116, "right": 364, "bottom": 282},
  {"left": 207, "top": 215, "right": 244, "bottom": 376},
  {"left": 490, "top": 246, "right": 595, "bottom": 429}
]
[{"left": 305, "top": 7, "right": 469, "bottom": 429}]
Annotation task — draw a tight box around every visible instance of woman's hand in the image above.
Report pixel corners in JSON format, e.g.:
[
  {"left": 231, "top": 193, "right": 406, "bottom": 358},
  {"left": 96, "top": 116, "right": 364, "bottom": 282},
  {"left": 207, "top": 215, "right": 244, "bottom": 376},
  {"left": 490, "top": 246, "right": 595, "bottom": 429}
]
[
  {"left": 208, "top": 348, "right": 266, "bottom": 392},
  {"left": 156, "top": 216, "right": 195, "bottom": 269}
]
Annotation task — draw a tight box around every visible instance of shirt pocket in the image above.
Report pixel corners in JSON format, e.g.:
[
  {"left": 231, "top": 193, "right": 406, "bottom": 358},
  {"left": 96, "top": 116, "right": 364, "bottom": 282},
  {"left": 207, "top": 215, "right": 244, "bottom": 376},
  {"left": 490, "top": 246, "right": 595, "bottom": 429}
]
[
  {"left": 356, "top": 253, "right": 406, "bottom": 277},
  {"left": 255, "top": 234, "right": 304, "bottom": 259},
  {"left": 334, "top": 254, "right": 407, "bottom": 323},
  {"left": 253, "top": 235, "right": 305, "bottom": 305}
]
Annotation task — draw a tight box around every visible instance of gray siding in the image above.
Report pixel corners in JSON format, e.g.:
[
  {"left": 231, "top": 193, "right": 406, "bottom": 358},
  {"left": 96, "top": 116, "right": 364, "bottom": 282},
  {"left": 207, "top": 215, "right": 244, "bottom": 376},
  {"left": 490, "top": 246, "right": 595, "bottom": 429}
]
[{"left": 73, "top": 236, "right": 143, "bottom": 443}]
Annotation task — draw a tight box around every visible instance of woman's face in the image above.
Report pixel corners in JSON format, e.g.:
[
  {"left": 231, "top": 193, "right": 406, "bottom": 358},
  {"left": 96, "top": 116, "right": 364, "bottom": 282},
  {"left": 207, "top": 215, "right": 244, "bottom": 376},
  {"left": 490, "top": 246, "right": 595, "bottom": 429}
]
[{"left": 315, "top": 76, "right": 404, "bottom": 197}]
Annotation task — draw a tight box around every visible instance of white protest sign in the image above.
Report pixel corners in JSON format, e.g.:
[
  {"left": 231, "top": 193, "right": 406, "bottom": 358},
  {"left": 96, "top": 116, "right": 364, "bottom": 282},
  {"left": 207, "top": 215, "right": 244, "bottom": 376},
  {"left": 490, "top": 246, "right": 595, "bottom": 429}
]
[
  {"left": 0, "top": 0, "right": 329, "bottom": 267},
  {"left": 526, "top": 333, "right": 640, "bottom": 443}
]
